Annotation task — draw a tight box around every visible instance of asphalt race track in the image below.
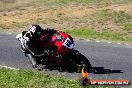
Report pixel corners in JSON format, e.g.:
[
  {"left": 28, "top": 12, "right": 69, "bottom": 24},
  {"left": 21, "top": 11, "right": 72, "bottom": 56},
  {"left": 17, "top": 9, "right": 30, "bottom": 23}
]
[{"left": 0, "top": 33, "right": 132, "bottom": 80}]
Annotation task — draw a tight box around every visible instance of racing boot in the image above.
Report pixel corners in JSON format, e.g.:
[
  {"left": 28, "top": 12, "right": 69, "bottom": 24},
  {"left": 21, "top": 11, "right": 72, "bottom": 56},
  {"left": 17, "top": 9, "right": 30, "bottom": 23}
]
[{"left": 26, "top": 54, "right": 39, "bottom": 68}]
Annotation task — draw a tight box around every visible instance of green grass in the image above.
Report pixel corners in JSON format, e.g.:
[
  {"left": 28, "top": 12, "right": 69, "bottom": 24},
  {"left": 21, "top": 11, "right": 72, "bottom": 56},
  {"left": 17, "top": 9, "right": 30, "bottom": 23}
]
[
  {"left": 1, "top": 0, "right": 132, "bottom": 11},
  {"left": 38, "top": 0, "right": 132, "bottom": 6},
  {"left": 0, "top": 0, "right": 32, "bottom": 11},
  {"left": 92, "top": 10, "right": 132, "bottom": 25},
  {"left": 0, "top": 68, "right": 120, "bottom": 88},
  {"left": 12, "top": 21, "right": 29, "bottom": 28},
  {"left": 0, "top": 0, "right": 132, "bottom": 43},
  {"left": 0, "top": 68, "right": 79, "bottom": 88},
  {"left": 0, "top": 27, "right": 4, "bottom": 32},
  {"left": 123, "top": 23, "right": 132, "bottom": 31},
  {"left": 64, "top": 28, "right": 132, "bottom": 43}
]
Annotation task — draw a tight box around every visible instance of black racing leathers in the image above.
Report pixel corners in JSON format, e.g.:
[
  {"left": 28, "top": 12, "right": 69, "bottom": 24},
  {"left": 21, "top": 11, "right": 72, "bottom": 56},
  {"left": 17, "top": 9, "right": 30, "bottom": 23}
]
[{"left": 24, "top": 28, "right": 57, "bottom": 55}]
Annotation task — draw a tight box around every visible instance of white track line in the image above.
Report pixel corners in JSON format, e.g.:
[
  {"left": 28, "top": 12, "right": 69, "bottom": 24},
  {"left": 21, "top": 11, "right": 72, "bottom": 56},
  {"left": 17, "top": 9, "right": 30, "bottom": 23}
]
[{"left": 0, "top": 65, "right": 19, "bottom": 70}]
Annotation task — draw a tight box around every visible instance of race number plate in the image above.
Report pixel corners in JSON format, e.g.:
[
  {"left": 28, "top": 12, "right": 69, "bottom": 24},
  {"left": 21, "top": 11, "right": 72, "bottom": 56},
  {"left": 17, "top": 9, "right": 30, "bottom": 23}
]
[{"left": 63, "top": 38, "right": 74, "bottom": 49}]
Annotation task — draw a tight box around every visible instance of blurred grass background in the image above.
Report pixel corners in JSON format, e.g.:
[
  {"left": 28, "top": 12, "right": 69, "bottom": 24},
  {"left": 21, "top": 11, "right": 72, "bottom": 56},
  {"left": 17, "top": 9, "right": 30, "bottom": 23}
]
[{"left": 0, "top": 0, "right": 132, "bottom": 43}]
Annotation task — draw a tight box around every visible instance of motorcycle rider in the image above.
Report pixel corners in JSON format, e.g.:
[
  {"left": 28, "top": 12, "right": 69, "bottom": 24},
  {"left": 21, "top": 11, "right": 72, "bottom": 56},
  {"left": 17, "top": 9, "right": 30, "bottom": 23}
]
[
  {"left": 16, "top": 24, "right": 94, "bottom": 72},
  {"left": 21, "top": 24, "right": 57, "bottom": 68}
]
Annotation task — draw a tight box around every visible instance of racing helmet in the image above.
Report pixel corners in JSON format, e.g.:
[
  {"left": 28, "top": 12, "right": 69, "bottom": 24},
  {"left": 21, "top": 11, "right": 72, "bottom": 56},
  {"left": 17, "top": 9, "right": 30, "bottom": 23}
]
[{"left": 29, "top": 24, "right": 43, "bottom": 35}]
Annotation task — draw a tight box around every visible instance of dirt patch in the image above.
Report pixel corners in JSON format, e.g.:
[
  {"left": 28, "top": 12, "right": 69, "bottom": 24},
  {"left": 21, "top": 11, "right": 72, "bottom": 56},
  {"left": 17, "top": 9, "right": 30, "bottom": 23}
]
[
  {"left": 1, "top": 4, "right": 132, "bottom": 33},
  {"left": 100, "top": 4, "right": 132, "bottom": 14},
  {"left": 0, "top": 0, "right": 16, "bottom": 3}
]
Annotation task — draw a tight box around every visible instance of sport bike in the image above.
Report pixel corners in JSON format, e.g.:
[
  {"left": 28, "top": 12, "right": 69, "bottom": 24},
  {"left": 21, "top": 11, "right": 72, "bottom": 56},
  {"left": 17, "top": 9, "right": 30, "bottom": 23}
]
[{"left": 16, "top": 30, "right": 92, "bottom": 72}]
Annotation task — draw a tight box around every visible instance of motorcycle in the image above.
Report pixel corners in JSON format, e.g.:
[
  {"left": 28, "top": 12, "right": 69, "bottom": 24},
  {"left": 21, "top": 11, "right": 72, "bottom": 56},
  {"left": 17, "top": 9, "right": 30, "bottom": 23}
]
[{"left": 16, "top": 30, "right": 92, "bottom": 72}]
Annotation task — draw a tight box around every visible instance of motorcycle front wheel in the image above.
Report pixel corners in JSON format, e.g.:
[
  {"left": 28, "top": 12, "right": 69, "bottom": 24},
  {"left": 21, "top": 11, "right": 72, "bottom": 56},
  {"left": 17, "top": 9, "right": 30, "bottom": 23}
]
[
  {"left": 73, "top": 53, "right": 92, "bottom": 73},
  {"left": 63, "top": 51, "right": 92, "bottom": 73}
]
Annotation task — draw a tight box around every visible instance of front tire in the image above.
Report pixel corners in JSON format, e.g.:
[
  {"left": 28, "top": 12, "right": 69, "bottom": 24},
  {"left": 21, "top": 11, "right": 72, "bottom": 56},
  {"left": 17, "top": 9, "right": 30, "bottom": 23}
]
[
  {"left": 63, "top": 50, "right": 92, "bottom": 73},
  {"left": 74, "top": 53, "right": 92, "bottom": 73}
]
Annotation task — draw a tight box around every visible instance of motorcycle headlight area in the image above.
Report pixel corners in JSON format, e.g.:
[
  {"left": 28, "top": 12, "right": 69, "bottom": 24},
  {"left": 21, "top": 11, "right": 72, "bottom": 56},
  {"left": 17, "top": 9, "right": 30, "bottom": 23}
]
[{"left": 55, "top": 33, "right": 64, "bottom": 41}]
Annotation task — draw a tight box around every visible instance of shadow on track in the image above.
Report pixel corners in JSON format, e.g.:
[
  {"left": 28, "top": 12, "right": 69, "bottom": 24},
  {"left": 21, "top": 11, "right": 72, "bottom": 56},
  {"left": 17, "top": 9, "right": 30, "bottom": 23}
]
[
  {"left": 37, "top": 65, "right": 123, "bottom": 75},
  {"left": 91, "top": 67, "right": 123, "bottom": 74}
]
